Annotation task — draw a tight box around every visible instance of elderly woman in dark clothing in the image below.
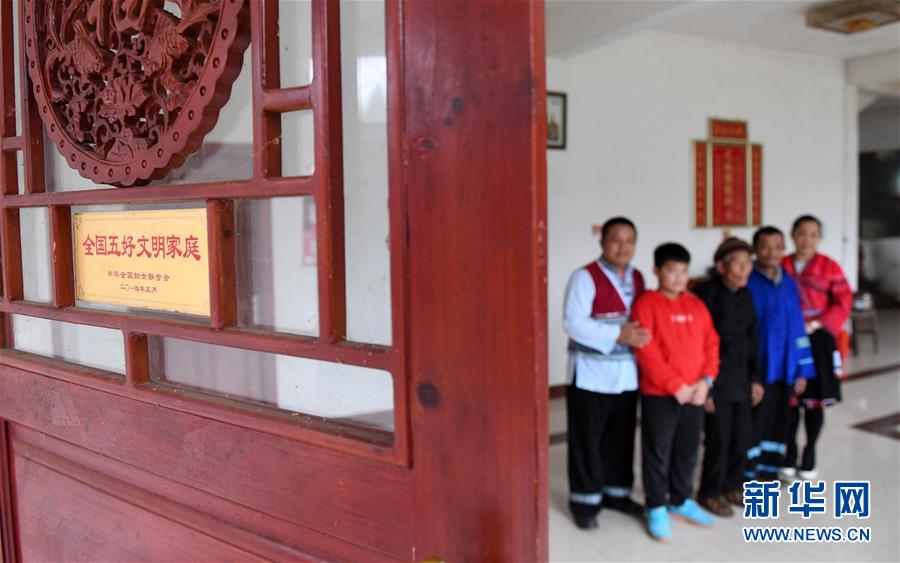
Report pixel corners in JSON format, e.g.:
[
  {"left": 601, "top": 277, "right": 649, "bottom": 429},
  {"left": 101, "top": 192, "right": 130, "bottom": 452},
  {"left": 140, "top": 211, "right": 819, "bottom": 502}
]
[{"left": 693, "top": 238, "right": 762, "bottom": 517}]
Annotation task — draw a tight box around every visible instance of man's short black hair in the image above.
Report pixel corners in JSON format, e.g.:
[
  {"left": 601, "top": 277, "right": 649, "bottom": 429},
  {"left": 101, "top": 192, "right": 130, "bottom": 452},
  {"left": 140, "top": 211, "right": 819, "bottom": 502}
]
[
  {"left": 791, "top": 214, "right": 822, "bottom": 235},
  {"left": 752, "top": 225, "right": 784, "bottom": 248},
  {"left": 654, "top": 242, "right": 690, "bottom": 267},
  {"left": 601, "top": 216, "right": 636, "bottom": 239}
]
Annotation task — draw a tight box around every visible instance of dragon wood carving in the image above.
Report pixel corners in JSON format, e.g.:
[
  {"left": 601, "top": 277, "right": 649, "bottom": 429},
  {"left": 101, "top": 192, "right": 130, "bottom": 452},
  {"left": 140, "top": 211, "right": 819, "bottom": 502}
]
[{"left": 24, "top": 0, "right": 250, "bottom": 186}]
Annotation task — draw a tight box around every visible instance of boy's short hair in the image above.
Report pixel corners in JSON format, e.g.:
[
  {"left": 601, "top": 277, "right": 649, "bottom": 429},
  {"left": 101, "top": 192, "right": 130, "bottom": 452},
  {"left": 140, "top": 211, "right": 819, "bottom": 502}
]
[
  {"left": 601, "top": 216, "right": 636, "bottom": 239},
  {"left": 752, "top": 225, "right": 784, "bottom": 248},
  {"left": 654, "top": 242, "right": 691, "bottom": 267},
  {"left": 791, "top": 214, "right": 822, "bottom": 235},
  {"left": 714, "top": 237, "right": 752, "bottom": 263}
]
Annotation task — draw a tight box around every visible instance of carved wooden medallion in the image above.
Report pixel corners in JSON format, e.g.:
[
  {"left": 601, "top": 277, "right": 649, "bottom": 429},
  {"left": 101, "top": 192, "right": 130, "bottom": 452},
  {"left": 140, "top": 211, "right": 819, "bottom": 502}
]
[{"left": 24, "top": 0, "right": 250, "bottom": 187}]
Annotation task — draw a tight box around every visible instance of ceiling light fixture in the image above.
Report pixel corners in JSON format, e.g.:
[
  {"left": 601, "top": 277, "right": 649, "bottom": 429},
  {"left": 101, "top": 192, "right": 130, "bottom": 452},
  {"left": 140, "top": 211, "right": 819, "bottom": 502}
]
[{"left": 807, "top": 0, "right": 900, "bottom": 34}]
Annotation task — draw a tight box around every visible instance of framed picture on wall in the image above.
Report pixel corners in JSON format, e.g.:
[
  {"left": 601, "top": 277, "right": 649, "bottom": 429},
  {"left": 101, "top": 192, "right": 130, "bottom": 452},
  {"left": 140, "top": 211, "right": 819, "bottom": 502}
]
[{"left": 547, "top": 91, "right": 567, "bottom": 149}]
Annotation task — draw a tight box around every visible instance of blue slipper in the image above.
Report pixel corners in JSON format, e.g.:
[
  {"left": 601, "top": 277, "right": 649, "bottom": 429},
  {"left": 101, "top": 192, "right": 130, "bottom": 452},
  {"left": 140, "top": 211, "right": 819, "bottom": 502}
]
[
  {"left": 669, "top": 498, "right": 715, "bottom": 527},
  {"left": 646, "top": 506, "right": 672, "bottom": 542}
]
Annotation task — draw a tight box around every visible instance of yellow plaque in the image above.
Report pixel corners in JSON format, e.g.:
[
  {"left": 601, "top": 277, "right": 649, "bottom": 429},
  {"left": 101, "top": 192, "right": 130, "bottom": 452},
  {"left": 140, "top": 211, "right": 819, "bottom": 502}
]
[{"left": 73, "top": 209, "right": 210, "bottom": 316}]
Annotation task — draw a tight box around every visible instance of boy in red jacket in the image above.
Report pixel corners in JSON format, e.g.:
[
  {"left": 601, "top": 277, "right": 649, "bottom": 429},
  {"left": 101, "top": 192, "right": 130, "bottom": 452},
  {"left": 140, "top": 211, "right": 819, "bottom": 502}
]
[{"left": 632, "top": 243, "right": 720, "bottom": 542}]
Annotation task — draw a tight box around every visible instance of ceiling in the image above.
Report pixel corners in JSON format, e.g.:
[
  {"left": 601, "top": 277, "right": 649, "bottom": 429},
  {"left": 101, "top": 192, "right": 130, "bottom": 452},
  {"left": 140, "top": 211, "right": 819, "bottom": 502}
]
[{"left": 547, "top": 0, "right": 900, "bottom": 60}]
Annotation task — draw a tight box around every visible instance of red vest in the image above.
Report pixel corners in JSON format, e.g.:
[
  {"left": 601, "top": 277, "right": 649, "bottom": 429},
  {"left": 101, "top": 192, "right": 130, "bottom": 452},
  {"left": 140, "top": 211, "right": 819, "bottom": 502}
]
[{"left": 585, "top": 261, "right": 645, "bottom": 315}]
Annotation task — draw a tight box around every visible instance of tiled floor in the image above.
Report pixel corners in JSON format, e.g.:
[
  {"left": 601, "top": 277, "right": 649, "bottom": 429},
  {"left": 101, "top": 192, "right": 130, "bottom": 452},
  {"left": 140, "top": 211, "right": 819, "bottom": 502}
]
[{"left": 548, "top": 309, "right": 900, "bottom": 562}]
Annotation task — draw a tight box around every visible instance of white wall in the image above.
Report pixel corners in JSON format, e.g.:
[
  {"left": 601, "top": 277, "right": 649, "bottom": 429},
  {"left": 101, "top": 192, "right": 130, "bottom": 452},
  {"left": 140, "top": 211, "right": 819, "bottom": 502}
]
[{"left": 547, "top": 30, "right": 857, "bottom": 385}]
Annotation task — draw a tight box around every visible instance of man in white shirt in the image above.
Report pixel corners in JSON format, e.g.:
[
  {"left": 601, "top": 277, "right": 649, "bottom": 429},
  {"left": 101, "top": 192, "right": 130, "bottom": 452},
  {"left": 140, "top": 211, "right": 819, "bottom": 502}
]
[{"left": 564, "top": 217, "right": 651, "bottom": 529}]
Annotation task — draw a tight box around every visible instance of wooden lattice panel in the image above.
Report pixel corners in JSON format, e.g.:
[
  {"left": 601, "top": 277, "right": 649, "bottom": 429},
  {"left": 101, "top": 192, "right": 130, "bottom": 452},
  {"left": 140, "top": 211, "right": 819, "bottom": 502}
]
[{"left": 23, "top": 0, "right": 250, "bottom": 186}]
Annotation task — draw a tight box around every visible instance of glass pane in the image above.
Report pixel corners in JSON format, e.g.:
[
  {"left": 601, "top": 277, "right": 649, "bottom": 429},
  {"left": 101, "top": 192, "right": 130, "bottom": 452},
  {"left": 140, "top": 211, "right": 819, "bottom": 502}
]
[
  {"left": 341, "top": 0, "right": 391, "bottom": 345},
  {"left": 12, "top": 0, "right": 21, "bottom": 136},
  {"left": 20, "top": 208, "right": 51, "bottom": 303},
  {"left": 149, "top": 336, "right": 394, "bottom": 432},
  {"left": 155, "top": 43, "right": 254, "bottom": 185},
  {"left": 15, "top": 150, "right": 24, "bottom": 195},
  {"left": 11, "top": 314, "right": 126, "bottom": 375},
  {"left": 279, "top": 0, "right": 313, "bottom": 87},
  {"left": 42, "top": 130, "right": 105, "bottom": 193},
  {"left": 12, "top": 0, "right": 26, "bottom": 195},
  {"left": 236, "top": 197, "right": 318, "bottom": 335},
  {"left": 281, "top": 110, "right": 315, "bottom": 177}
]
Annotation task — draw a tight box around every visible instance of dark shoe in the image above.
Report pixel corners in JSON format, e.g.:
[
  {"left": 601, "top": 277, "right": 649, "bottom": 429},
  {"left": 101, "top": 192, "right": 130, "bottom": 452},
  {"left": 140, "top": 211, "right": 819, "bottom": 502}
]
[
  {"left": 573, "top": 514, "right": 598, "bottom": 530},
  {"left": 602, "top": 495, "right": 644, "bottom": 516},
  {"left": 698, "top": 495, "right": 733, "bottom": 517},
  {"left": 724, "top": 489, "right": 744, "bottom": 507},
  {"left": 801, "top": 447, "right": 816, "bottom": 473}
]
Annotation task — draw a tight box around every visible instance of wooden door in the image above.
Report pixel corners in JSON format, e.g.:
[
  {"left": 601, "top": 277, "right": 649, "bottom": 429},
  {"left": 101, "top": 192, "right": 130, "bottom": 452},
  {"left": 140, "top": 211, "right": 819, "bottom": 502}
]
[{"left": 0, "top": 0, "right": 547, "bottom": 560}]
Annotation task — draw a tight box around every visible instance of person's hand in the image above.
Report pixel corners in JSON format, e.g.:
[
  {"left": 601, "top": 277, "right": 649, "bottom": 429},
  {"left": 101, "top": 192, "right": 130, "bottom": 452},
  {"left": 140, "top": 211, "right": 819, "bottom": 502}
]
[
  {"left": 751, "top": 382, "right": 765, "bottom": 407},
  {"left": 617, "top": 321, "right": 651, "bottom": 348},
  {"left": 690, "top": 380, "right": 709, "bottom": 405},
  {"left": 704, "top": 397, "right": 715, "bottom": 414},
  {"left": 794, "top": 378, "right": 807, "bottom": 396},
  {"left": 673, "top": 384, "right": 693, "bottom": 405}
]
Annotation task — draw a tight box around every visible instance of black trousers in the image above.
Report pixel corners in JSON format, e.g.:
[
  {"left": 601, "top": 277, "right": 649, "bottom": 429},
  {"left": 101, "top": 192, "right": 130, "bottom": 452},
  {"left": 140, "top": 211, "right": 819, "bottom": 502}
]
[
  {"left": 749, "top": 382, "right": 791, "bottom": 479},
  {"left": 785, "top": 407, "right": 825, "bottom": 471},
  {"left": 641, "top": 394, "right": 704, "bottom": 509},
  {"left": 785, "top": 329, "right": 836, "bottom": 472},
  {"left": 566, "top": 385, "right": 637, "bottom": 518},
  {"left": 700, "top": 399, "right": 752, "bottom": 497}
]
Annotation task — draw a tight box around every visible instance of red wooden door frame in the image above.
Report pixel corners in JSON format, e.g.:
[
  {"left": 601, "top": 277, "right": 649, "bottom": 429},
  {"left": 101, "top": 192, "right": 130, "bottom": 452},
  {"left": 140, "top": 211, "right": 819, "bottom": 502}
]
[
  {"left": 0, "top": 0, "right": 548, "bottom": 559},
  {"left": 400, "top": 0, "right": 548, "bottom": 559}
]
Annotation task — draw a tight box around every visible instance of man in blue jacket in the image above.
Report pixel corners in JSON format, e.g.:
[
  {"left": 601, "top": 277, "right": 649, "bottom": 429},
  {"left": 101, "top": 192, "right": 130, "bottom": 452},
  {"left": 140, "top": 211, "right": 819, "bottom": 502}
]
[{"left": 746, "top": 226, "right": 816, "bottom": 481}]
